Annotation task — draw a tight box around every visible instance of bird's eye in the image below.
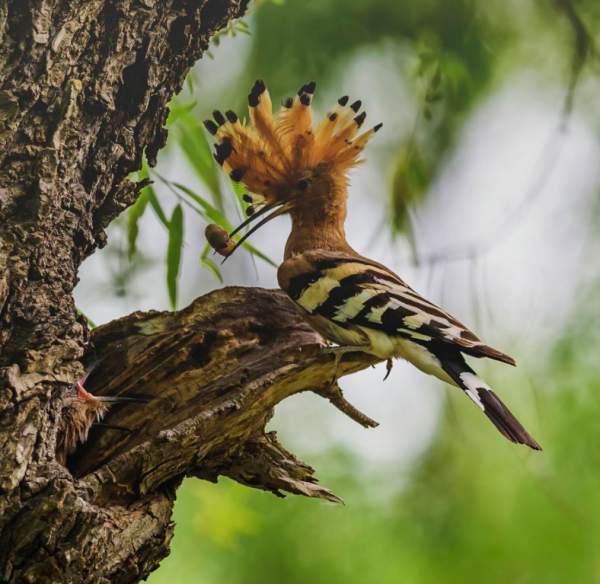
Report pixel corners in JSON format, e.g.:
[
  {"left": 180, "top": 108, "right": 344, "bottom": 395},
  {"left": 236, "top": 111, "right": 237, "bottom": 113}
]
[{"left": 297, "top": 179, "right": 308, "bottom": 191}]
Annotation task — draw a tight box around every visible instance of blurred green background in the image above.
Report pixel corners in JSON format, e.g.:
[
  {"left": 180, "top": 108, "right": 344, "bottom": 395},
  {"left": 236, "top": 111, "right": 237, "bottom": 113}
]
[{"left": 75, "top": 0, "right": 600, "bottom": 582}]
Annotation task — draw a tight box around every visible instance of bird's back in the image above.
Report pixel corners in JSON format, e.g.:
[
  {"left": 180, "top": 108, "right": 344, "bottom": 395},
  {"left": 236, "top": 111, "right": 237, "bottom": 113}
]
[{"left": 278, "top": 249, "right": 516, "bottom": 365}]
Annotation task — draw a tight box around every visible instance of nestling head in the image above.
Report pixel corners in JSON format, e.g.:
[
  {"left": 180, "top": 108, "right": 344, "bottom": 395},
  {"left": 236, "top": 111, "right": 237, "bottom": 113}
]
[{"left": 56, "top": 384, "right": 109, "bottom": 464}]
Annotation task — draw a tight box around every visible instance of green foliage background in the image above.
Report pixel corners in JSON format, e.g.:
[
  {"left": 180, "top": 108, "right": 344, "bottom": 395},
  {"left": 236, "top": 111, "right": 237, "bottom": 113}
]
[{"left": 80, "top": 0, "right": 600, "bottom": 581}]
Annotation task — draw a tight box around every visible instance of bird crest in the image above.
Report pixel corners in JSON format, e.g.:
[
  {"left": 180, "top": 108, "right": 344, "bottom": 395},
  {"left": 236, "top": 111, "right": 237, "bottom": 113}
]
[{"left": 204, "top": 79, "right": 382, "bottom": 257}]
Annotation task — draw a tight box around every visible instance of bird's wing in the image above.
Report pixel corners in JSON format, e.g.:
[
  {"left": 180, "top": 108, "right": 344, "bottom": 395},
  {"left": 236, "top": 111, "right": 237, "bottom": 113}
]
[{"left": 278, "top": 251, "right": 515, "bottom": 365}]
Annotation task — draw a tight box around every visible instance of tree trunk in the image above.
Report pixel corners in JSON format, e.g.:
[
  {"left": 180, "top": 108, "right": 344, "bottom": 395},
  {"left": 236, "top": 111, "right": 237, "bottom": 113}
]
[{"left": 0, "top": 2, "right": 380, "bottom": 581}]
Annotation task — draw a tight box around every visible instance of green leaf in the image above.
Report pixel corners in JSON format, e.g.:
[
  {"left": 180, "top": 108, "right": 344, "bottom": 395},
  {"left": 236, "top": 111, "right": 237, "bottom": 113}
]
[
  {"left": 147, "top": 185, "right": 170, "bottom": 228},
  {"left": 425, "top": 91, "right": 444, "bottom": 103},
  {"left": 176, "top": 112, "right": 223, "bottom": 209},
  {"left": 431, "top": 63, "right": 442, "bottom": 90},
  {"left": 390, "top": 143, "right": 430, "bottom": 235},
  {"left": 230, "top": 178, "right": 248, "bottom": 211},
  {"left": 127, "top": 186, "right": 150, "bottom": 260},
  {"left": 170, "top": 182, "right": 277, "bottom": 267},
  {"left": 172, "top": 181, "right": 228, "bottom": 225},
  {"left": 439, "top": 52, "right": 472, "bottom": 106},
  {"left": 240, "top": 241, "right": 277, "bottom": 267},
  {"left": 200, "top": 243, "right": 224, "bottom": 284},
  {"left": 78, "top": 310, "right": 97, "bottom": 329},
  {"left": 167, "top": 204, "right": 184, "bottom": 310},
  {"left": 235, "top": 24, "right": 252, "bottom": 36},
  {"left": 153, "top": 173, "right": 277, "bottom": 269},
  {"left": 167, "top": 100, "right": 197, "bottom": 126}
]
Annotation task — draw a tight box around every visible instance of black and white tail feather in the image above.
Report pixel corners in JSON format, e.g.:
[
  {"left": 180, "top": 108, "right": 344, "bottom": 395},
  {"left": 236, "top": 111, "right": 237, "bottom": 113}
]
[
  {"left": 203, "top": 79, "right": 542, "bottom": 452},
  {"left": 438, "top": 352, "right": 541, "bottom": 450},
  {"left": 278, "top": 252, "right": 542, "bottom": 451}
]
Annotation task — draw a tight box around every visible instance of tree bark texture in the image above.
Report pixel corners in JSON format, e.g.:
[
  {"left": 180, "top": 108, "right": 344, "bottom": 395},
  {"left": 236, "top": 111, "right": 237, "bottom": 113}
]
[{"left": 0, "top": 1, "right": 380, "bottom": 582}]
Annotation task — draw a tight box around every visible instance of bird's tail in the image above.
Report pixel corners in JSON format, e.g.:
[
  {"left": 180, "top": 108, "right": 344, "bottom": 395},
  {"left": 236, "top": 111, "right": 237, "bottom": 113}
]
[{"left": 442, "top": 359, "right": 542, "bottom": 451}]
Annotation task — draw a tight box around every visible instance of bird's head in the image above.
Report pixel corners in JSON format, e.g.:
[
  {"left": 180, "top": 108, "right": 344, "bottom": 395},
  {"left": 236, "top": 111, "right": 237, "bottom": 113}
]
[
  {"left": 56, "top": 383, "right": 110, "bottom": 464},
  {"left": 203, "top": 79, "right": 382, "bottom": 259}
]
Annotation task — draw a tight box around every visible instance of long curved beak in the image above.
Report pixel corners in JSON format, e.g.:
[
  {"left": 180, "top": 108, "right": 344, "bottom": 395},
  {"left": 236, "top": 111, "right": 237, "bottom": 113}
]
[
  {"left": 98, "top": 396, "right": 150, "bottom": 404},
  {"left": 79, "top": 357, "right": 107, "bottom": 385},
  {"left": 229, "top": 201, "right": 281, "bottom": 238},
  {"left": 222, "top": 201, "right": 295, "bottom": 263}
]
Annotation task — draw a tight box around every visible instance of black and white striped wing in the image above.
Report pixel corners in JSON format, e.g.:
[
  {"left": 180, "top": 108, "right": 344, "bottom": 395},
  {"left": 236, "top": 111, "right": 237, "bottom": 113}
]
[{"left": 281, "top": 254, "right": 515, "bottom": 365}]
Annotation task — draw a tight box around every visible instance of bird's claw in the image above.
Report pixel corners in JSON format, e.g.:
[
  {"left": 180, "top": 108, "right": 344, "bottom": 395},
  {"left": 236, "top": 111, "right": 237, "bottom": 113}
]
[{"left": 383, "top": 358, "right": 393, "bottom": 381}]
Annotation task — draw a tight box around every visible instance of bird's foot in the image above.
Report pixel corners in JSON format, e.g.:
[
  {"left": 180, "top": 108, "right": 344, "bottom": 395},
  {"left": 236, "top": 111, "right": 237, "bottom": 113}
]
[{"left": 321, "top": 345, "right": 370, "bottom": 388}]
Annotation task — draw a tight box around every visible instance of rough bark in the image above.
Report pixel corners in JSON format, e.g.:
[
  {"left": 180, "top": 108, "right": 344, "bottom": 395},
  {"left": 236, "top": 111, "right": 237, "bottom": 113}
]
[{"left": 0, "top": 1, "right": 380, "bottom": 582}]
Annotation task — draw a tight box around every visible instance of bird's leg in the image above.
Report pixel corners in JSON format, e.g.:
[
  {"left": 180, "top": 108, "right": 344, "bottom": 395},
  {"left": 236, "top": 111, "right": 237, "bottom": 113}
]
[
  {"left": 321, "top": 344, "right": 370, "bottom": 389},
  {"left": 314, "top": 345, "right": 379, "bottom": 428}
]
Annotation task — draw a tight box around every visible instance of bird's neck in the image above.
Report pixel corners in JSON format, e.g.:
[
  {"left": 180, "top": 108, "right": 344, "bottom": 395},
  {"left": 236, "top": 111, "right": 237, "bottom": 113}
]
[{"left": 284, "top": 180, "right": 355, "bottom": 259}]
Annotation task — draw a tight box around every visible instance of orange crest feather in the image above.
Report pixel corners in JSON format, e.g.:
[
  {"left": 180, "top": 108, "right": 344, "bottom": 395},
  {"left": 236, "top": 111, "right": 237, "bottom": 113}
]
[
  {"left": 204, "top": 80, "right": 382, "bottom": 212},
  {"left": 203, "top": 80, "right": 382, "bottom": 258}
]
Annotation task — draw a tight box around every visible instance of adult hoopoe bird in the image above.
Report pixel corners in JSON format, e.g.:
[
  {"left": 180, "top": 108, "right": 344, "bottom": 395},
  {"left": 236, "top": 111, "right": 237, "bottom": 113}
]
[{"left": 204, "top": 79, "right": 541, "bottom": 451}]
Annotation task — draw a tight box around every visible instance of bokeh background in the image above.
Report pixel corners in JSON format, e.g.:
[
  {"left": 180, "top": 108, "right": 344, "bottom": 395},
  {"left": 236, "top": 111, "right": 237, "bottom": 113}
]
[{"left": 75, "top": 0, "right": 600, "bottom": 582}]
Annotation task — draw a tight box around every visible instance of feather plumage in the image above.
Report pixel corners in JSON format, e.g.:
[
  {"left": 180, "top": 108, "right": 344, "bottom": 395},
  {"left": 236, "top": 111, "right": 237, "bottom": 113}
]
[
  {"left": 278, "top": 251, "right": 541, "bottom": 450},
  {"left": 203, "top": 79, "right": 382, "bottom": 223},
  {"left": 204, "top": 79, "right": 540, "bottom": 451},
  {"left": 278, "top": 251, "right": 515, "bottom": 364}
]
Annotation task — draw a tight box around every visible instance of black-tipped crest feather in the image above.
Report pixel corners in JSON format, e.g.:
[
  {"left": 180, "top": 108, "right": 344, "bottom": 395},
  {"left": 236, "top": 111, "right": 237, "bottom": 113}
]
[{"left": 205, "top": 79, "right": 382, "bottom": 254}]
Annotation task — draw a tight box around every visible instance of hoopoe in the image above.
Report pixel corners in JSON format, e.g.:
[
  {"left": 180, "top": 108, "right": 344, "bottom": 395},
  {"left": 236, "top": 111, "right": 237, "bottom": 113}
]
[
  {"left": 56, "top": 360, "right": 148, "bottom": 464},
  {"left": 204, "top": 79, "right": 541, "bottom": 451}
]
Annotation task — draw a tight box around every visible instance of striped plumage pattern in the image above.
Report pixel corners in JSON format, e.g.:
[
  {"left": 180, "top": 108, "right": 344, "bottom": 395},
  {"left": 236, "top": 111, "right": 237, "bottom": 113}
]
[
  {"left": 278, "top": 251, "right": 542, "bottom": 450},
  {"left": 204, "top": 79, "right": 541, "bottom": 451}
]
